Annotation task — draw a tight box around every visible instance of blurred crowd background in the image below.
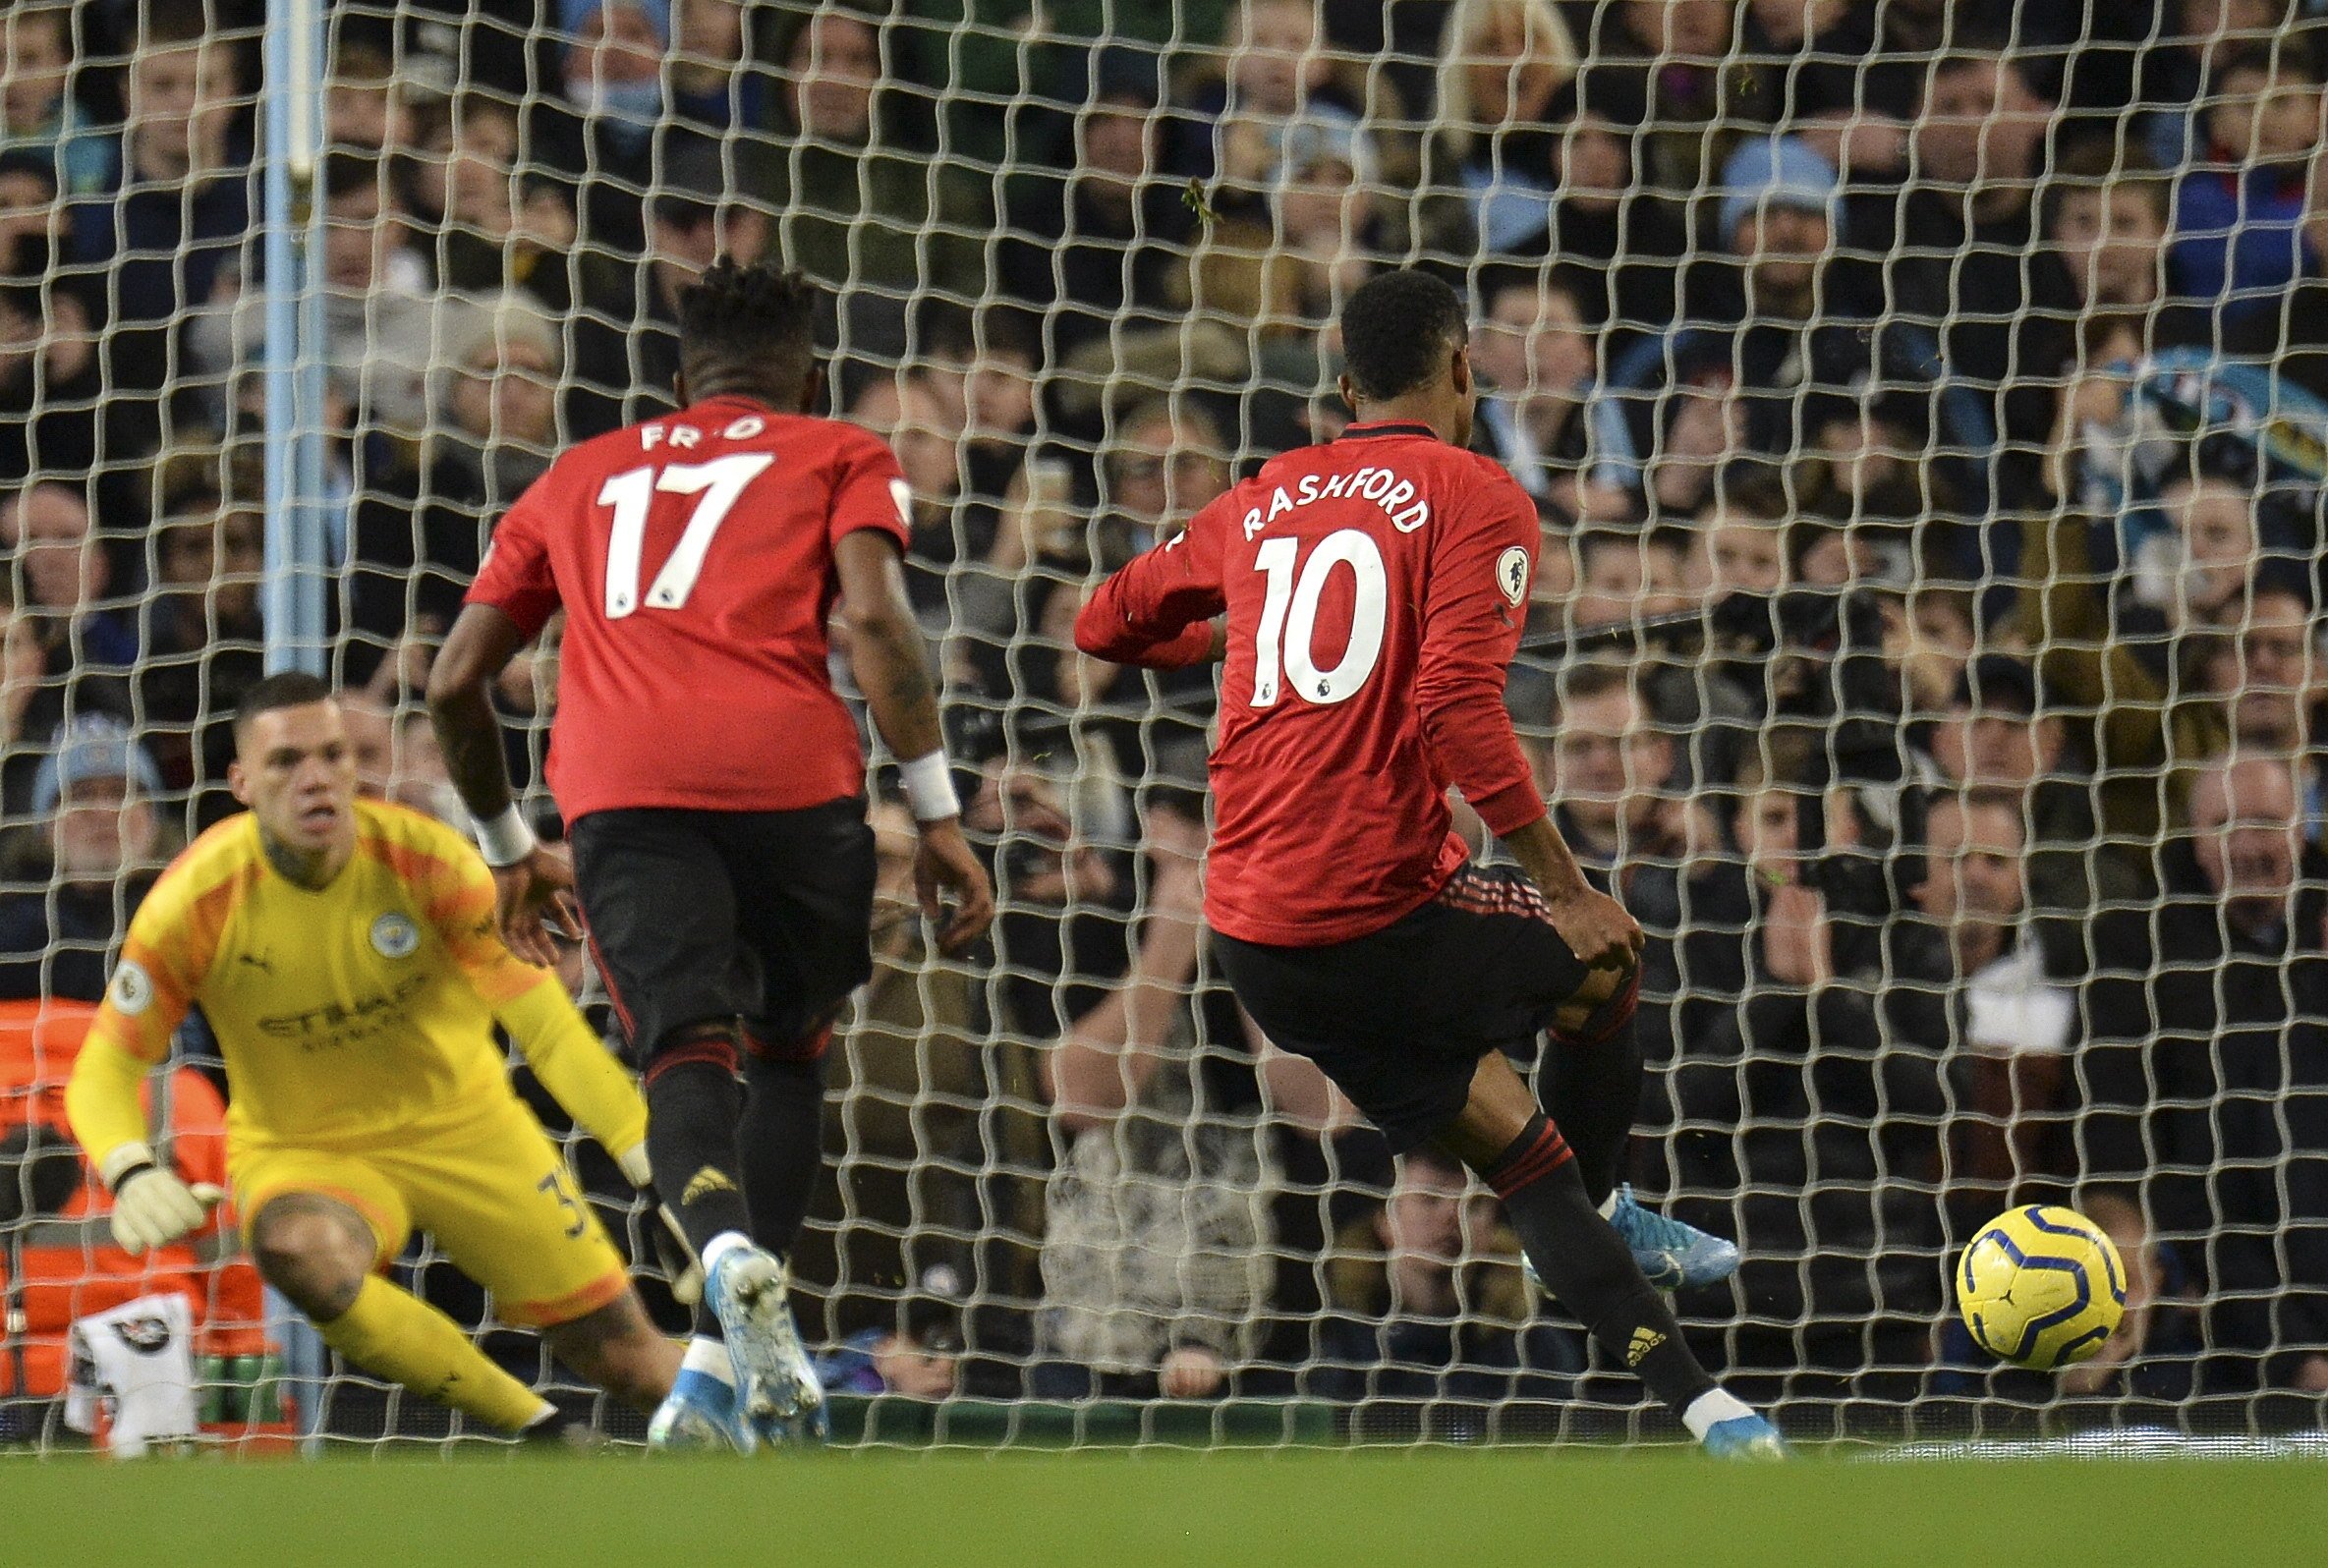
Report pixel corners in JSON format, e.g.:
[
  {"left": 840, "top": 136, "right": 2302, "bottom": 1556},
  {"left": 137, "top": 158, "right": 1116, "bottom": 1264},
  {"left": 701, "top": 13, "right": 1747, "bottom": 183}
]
[{"left": 5, "top": 0, "right": 2328, "bottom": 1441}]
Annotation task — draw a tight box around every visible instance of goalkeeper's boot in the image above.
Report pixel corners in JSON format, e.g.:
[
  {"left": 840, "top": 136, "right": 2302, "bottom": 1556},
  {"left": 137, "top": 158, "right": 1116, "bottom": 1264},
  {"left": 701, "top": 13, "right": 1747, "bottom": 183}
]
[
  {"left": 708, "top": 1246, "right": 828, "bottom": 1446},
  {"left": 646, "top": 1365, "right": 757, "bottom": 1454},
  {"left": 1701, "top": 1412, "right": 1790, "bottom": 1460},
  {"left": 1605, "top": 1185, "right": 1739, "bottom": 1291}
]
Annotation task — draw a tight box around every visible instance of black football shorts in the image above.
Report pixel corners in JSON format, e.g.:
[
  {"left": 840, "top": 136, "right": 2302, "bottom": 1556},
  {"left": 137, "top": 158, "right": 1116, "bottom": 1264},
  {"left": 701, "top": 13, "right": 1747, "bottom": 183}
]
[
  {"left": 1214, "top": 863, "right": 1592, "bottom": 1151},
  {"left": 568, "top": 798, "right": 877, "bottom": 1063}
]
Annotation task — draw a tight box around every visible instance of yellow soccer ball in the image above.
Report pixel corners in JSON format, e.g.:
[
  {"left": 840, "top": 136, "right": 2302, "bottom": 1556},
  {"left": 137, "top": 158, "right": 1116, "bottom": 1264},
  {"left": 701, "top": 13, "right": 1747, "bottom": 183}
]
[{"left": 1956, "top": 1204, "right": 2128, "bottom": 1372}]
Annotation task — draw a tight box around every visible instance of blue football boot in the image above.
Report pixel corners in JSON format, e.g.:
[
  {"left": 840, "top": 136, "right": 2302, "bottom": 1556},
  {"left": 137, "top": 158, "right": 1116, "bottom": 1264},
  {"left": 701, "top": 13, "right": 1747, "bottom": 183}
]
[
  {"left": 1606, "top": 1185, "right": 1740, "bottom": 1291},
  {"left": 1701, "top": 1412, "right": 1790, "bottom": 1460},
  {"left": 646, "top": 1364, "right": 756, "bottom": 1453},
  {"left": 707, "top": 1247, "right": 828, "bottom": 1446}
]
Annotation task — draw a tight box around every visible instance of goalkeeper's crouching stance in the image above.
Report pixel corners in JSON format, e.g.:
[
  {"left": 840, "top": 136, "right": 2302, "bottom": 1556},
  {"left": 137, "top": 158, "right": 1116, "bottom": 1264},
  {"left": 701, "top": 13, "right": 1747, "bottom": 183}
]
[{"left": 64, "top": 673, "right": 682, "bottom": 1440}]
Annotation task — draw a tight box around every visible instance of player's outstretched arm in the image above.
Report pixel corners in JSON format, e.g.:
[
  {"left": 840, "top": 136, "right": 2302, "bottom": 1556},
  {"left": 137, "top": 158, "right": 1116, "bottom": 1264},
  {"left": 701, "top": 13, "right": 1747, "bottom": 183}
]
[
  {"left": 427, "top": 603, "right": 579, "bottom": 968},
  {"left": 834, "top": 530, "right": 994, "bottom": 955}
]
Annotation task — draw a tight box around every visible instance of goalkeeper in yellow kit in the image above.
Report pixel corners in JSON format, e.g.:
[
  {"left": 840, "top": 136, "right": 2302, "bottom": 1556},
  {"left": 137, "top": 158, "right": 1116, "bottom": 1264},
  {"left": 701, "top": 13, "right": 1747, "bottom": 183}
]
[{"left": 65, "top": 673, "right": 680, "bottom": 1437}]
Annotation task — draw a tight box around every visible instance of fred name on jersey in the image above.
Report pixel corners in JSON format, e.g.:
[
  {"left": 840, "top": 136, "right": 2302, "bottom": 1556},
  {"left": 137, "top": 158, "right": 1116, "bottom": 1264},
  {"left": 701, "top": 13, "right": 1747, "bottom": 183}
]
[
  {"left": 636, "top": 410, "right": 772, "bottom": 451},
  {"left": 1235, "top": 464, "right": 1433, "bottom": 540}
]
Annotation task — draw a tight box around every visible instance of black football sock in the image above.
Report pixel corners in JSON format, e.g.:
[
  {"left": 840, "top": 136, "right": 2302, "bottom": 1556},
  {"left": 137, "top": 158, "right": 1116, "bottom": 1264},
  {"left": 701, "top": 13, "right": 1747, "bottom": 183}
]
[
  {"left": 737, "top": 1041, "right": 829, "bottom": 1259},
  {"left": 1541, "top": 966, "right": 1645, "bottom": 1207},
  {"left": 1474, "top": 1112, "right": 1719, "bottom": 1417},
  {"left": 644, "top": 1032, "right": 754, "bottom": 1259}
]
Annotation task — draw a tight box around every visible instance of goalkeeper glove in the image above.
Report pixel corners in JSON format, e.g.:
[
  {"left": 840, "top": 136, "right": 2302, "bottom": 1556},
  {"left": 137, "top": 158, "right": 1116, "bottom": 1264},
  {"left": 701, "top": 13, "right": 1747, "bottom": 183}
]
[
  {"left": 100, "top": 1142, "right": 225, "bottom": 1257},
  {"left": 614, "top": 1142, "right": 704, "bottom": 1308}
]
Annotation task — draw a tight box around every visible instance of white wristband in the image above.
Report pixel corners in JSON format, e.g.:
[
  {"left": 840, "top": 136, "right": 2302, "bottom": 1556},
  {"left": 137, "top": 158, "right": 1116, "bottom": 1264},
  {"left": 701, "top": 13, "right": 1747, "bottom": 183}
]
[
  {"left": 475, "top": 804, "right": 537, "bottom": 868},
  {"left": 898, "top": 751, "right": 960, "bottom": 822}
]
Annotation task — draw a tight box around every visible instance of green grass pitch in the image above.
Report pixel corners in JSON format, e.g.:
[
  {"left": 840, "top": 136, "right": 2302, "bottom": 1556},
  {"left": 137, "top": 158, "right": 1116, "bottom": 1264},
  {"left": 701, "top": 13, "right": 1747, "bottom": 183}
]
[{"left": 3, "top": 1449, "right": 2321, "bottom": 1568}]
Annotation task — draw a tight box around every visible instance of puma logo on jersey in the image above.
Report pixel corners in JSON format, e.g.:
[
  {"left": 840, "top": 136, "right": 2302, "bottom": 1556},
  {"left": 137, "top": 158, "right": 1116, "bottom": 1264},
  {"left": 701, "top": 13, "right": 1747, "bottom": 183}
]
[
  {"left": 1625, "top": 1326, "right": 1667, "bottom": 1367},
  {"left": 682, "top": 1167, "right": 739, "bottom": 1204}
]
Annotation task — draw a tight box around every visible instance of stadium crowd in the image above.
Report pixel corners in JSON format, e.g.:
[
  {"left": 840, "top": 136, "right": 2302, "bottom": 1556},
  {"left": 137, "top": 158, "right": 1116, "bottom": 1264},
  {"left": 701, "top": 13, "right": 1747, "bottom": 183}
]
[{"left": 5, "top": 0, "right": 2328, "bottom": 1438}]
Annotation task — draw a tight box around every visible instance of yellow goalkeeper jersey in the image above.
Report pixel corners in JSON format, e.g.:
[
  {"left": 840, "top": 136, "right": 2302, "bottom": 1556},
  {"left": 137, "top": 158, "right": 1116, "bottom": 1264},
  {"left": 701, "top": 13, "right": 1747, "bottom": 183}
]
[{"left": 82, "top": 798, "right": 641, "bottom": 1156}]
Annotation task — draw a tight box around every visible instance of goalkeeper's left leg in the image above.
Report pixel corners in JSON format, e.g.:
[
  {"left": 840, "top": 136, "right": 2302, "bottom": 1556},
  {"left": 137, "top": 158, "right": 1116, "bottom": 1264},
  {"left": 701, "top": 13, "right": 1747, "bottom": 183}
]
[{"left": 253, "top": 1194, "right": 554, "bottom": 1433}]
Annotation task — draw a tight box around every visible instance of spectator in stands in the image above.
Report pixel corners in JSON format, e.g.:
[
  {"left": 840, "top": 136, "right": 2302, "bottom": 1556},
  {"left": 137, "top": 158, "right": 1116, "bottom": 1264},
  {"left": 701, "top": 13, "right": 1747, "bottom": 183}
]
[
  {"left": 310, "top": 152, "right": 440, "bottom": 434},
  {"left": 1271, "top": 119, "right": 1391, "bottom": 330},
  {"left": 2130, "top": 457, "right": 2274, "bottom": 638},
  {"left": 1730, "top": 0, "right": 1884, "bottom": 135},
  {"left": 1414, "top": 0, "right": 1578, "bottom": 255},
  {"left": 995, "top": 49, "right": 1191, "bottom": 364},
  {"left": 814, "top": 1295, "right": 965, "bottom": 1400},
  {"left": 2080, "top": 753, "right": 2328, "bottom": 1394},
  {"left": 1529, "top": 657, "right": 1675, "bottom": 862},
  {"left": 566, "top": 141, "right": 754, "bottom": 439},
  {"left": 2169, "top": 44, "right": 2321, "bottom": 343},
  {"left": 67, "top": 8, "right": 251, "bottom": 415},
  {"left": 1079, "top": 400, "right": 1232, "bottom": 577},
  {"left": 137, "top": 472, "right": 262, "bottom": 812},
  {"left": 1610, "top": 134, "right": 1908, "bottom": 500},
  {"left": 1313, "top": 1145, "right": 1579, "bottom": 1434},
  {"left": 0, "top": 1, "right": 110, "bottom": 196},
  {"left": 1177, "top": 0, "right": 1372, "bottom": 216},
  {"left": 0, "top": 714, "right": 168, "bottom": 1001},
  {"left": 0, "top": 480, "right": 134, "bottom": 671},
  {"left": 325, "top": 36, "right": 418, "bottom": 158},
  {"left": 1889, "top": 789, "right": 2078, "bottom": 1237},
  {"left": 667, "top": 0, "right": 774, "bottom": 139},
  {"left": 186, "top": 158, "right": 441, "bottom": 441},
  {"left": 1582, "top": 0, "right": 1734, "bottom": 198},
  {"left": 2191, "top": 577, "right": 2321, "bottom": 784},
  {"left": 1662, "top": 746, "right": 1949, "bottom": 1399},
  {"left": 2137, "top": 0, "right": 2289, "bottom": 172},
  {"left": 1469, "top": 269, "right": 1626, "bottom": 520},
  {"left": 1490, "top": 70, "right": 1687, "bottom": 353},
  {"left": 0, "top": 146, "right": 61, "bottom": 282},
  {"left": 1691, "top": 480, "right": 1790, "bottom": 598},
  {"left": 346, "top": 293, "right": 561, "bottom": 692},
  {"left": 537, "top": 0, "right": 665, "bottom": 259},
  {"left": 406, "top": 96, "right": 577, "bottom": 313},
  {"left": 0, "top": 266, "right": 153, "bottom": 533},
  {"left": 846, "top": 371, "right": 964, "bottom": 638},
  {"left": 1030, "top": 805, "right": 1347, "bottom": 1399},
  {"left": 794, "top": 800, "right": 994, "bottom": 1353},
  {"left": 760, "top": 4, "right": 981, "bottom": 359},
  {"left": 1887, "top": 45, "right": 2065, "bottom": 509},
  {"left": 1914, "top": 653, "right": 2141, "bottom": 979},
  {"left": 2035, "top": 146, "right": 2204, "bottom": 430}
]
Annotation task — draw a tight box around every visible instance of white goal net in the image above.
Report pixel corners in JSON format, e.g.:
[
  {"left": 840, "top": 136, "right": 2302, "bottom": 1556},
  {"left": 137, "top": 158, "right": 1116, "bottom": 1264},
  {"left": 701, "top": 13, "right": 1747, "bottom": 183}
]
[{"left": 5, "top": 0, "right": 2328, "bottom": 1452}]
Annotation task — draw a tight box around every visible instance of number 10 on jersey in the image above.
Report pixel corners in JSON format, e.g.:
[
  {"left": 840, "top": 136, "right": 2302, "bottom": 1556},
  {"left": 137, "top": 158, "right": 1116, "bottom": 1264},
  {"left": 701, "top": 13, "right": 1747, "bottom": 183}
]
[{"left": 1251, "top": 529, "right": 1388, "bottom": 707}]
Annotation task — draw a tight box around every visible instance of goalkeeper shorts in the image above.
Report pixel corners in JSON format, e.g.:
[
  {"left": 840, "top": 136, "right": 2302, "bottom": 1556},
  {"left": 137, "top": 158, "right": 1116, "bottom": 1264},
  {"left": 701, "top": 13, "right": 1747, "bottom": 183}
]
[
  {"left": 1215, "top": 862, "right": 1592, "bottom": 1152},
  {"left": 230, "top": 1095, "right": 630, "bottom": 1328}
]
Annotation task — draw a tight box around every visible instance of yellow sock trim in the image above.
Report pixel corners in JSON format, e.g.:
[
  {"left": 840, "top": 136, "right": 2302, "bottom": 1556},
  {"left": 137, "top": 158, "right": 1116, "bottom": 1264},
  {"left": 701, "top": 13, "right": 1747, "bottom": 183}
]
[{"left": 316, "top": 1277, "right": 553, "bottom": 1434}]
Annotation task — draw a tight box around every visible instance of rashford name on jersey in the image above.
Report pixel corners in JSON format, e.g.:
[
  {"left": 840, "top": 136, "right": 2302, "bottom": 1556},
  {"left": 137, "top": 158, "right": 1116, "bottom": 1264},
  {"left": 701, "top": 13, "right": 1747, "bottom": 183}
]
[{"left": 1076, "top": 422, "right": 1546, "bottom": 948}]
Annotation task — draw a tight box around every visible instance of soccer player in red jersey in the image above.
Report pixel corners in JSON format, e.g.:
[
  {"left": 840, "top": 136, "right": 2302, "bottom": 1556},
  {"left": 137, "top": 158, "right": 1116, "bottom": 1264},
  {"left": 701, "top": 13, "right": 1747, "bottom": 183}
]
[
  {"left": 1075, "top": 270, "right": 1783, "bottom": 1457},
  {"left": 426, "top": 261, "right": 993, "bottom": 1451}
]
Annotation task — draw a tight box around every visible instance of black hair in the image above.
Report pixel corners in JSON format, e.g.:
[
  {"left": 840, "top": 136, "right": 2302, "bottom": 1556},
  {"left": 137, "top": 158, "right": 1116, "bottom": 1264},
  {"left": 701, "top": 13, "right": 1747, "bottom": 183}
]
[
  {"left": 1338, "top": 269, "right": 1468, "bottom": 403},
  {"left": 321, "top": 148, "right": 389, "bottom": 205},
  {"left": 677, "top": 257, "right": 822, "bottom": 404},
  {"left": 234, "top": 670, "right": 335, "bottom": 741}
]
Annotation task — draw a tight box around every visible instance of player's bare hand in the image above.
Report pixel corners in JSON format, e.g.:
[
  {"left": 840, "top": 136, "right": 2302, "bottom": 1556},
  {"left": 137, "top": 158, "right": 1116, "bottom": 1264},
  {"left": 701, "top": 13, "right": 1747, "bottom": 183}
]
[
  {"left": 915, "top": 818, "right": 994, "bottom": 955},
  {"left": 1545, "top": 884, "right": 1643, "bottom": 973},
  {"left": 492, "top": 843, "right": 582, "bottom": 969}
]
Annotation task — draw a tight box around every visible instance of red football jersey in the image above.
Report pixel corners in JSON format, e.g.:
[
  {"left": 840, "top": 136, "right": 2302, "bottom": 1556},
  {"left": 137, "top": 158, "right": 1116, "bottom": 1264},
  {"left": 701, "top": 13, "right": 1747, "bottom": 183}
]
[
  {"left": 1075, "top": 420, "right": 1545, "bottom": 946},
  {"left": 466, "top": 394, "right": 911, "bottom": 822}
]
